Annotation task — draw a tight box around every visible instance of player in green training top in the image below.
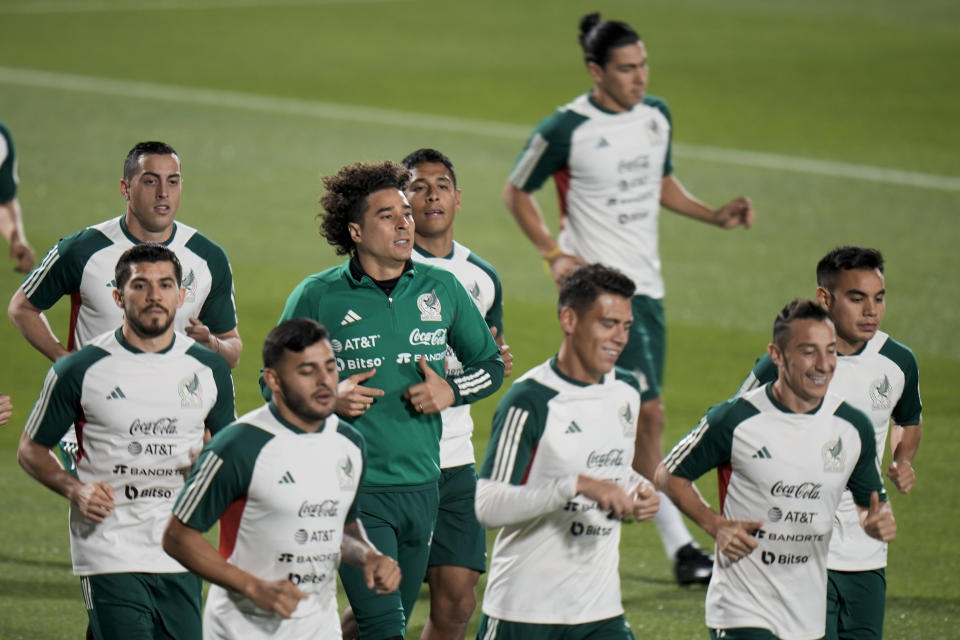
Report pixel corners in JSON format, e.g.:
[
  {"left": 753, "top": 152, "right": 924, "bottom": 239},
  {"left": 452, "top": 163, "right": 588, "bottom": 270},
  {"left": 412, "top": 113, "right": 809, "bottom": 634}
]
[
  {"left": 503, "top": 11, "right": 756, "bottom": 585},
  {"left": 0, "top": 120, "right": 36, "bottom": 272},
  {"left": 270, "top": 161, "right": 504, "bottom": 639}
]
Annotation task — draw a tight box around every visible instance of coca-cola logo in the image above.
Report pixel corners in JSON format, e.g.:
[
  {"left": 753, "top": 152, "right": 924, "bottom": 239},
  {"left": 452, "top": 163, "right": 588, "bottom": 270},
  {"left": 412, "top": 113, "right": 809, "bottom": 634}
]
[
  {"left": 586, "top": 449, "right": 625, "bottom": 469},
  {"left": 129, "top": 417, "right": 178, "bottom": 437},
  {"left": 769, "top": 481, "right": 822, "bottom": 500},
  {"left": 298, "top": 500, "right": 339, "bottom": 518},
  {"left": 409, "top": 328, "right": 447, "bottom": 346}
]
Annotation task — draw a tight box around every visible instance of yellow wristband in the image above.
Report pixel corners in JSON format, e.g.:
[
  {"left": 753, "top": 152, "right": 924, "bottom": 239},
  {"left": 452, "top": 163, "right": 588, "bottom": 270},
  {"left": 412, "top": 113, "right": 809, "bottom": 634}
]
[{"left": 544, "top": 247, "right": 563, "bottom": 262}]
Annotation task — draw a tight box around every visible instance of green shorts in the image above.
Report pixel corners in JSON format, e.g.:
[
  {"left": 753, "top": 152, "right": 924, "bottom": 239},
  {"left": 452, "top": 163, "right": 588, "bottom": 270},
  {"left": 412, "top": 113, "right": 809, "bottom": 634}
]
[
  {"left": 427, "top": 463, "right": 487, "bottom": 573},
  {"left": 708, "top": 628, "right": 784, "bottom": 640},
  {"left": 81, "top": 572, "right": 201, "bottom": 640},
  {"left": 825, "top": 568, "right": 886, "bottom": 640},
  {"left": 476, "top": 614, "right": 635, "bottom": 639},
  {"left": 338, "top": 482, "right": 439, "bottom": 639},
  {"left": 616, "top": 296, "right": 665, "bottom": 403}
]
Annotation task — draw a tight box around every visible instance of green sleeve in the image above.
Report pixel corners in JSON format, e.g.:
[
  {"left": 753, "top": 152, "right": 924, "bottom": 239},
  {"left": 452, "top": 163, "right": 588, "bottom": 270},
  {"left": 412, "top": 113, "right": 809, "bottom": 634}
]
[
  {"left": 879, "top": 338, "right": 922, "bottom": 426},
  {"left": 834, "top": 402, "right": 887, "bottom": 507},
  {"left": 21, "top": 228, "right": 113, "bottom": 310},
  {"left": 173, "top": 423, "right": 273, "bottom": 531},
  {"left": 644, "top": 95, "right": 674, "bottom": 176},
  {"left": 23, "top": 346, "right": 110, "bottom": 447},
  {"left": 508, "top": 108, "right": 588, "bottom": 192},
  {"left": 186, "top": 343, "right": 237, "bottom": 434},
  {"left": 479, "top": 379, "right": 557, "bottom": 484},
  {"left": 0, "top": 122, "right": 17, "bottom": 203},
  {"left": 441, "top": 273, "right": 504, "bottom": 405},
  {"left": 336, "top": 419, "right": 367, "bottom": 523},
  {"left": 278, "top": 276, "right": 324, "bottom": 323},
  {"left": 466, "top": 252, "right": 504, "bottom": 336},
  {"left": 665, "top": 398, "right": 759, "bottom": 480},
  {"left": 736, "top": 353, "right": 777, "bottom": 396},
  {"left": 613, "top": 367, "right": 642, "bottom": 395},
  {"left": 185, "top": 233, "right": 238, "bottom": 334}
]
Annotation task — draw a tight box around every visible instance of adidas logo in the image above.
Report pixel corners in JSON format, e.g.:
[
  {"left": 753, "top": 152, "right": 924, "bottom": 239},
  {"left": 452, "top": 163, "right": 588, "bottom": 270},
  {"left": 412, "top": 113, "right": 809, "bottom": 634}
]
[
  {"left": 340, "top": 310, "right": 362, "bottom": 326},
  {"left": 565, "top": 421, "right": 582, "bottom": 434},
  {"left": 106, "top": 386, "right": 126, "bottom": 400},
  {"left": 752, "top": 446, "right": 772, "bottom": 460},
  {"left": 278, "top": 471, "right": 296, "bottom": 484},
  {"left": 596, "top": 137, "right": 610, "bottom": 148}
]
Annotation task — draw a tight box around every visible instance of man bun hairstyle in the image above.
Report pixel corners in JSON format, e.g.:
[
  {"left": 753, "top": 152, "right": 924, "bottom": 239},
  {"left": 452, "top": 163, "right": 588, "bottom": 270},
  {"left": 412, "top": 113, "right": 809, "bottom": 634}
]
[
  {"left": 400, "top": 148, "right": 458, "bottom": 189},
  {"left": 816, "top": 246, "right": 885, "bottom": 292},
  {"left": 318, "top": 161, "right": 411, "bottom": 256},
  {"left": 124, "top": 141, "right": 178, "bottom": 180},
  {"left": 772, "top": 298, "right": 832, "bottom": 351},
  {"left": 115, "top": 242, "right": 182, "bottom": 290},
  {"left": 578, "top": 12, "right": 641, "bottom": 67},
  {"left": 263, "top": 318, "right": 331, "bottom": 368},
  {"left": 558, "top": 263, "right": 636, "bottom": 315}
]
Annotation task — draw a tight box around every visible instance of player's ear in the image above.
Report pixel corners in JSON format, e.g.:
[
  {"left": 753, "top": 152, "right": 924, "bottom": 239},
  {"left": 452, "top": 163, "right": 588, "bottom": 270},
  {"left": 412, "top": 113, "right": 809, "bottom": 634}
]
[
  {"left": 120, "top": 178, "right": 130, "bottom": 200},
  {"left": 348, "top": 221, "right": 362, "bottom": 244},
  {"left": 558, "top": 305, "right": 577, "bottom": 335},
  {"left": 815, "top": 286, "right": 831, "bottom": 309},
  {"left": 177, "top": 286, "right": 186, "bottom": 309},
  {"left": 112, "top": 288, "right": 123, "bottom": 309},
  {"left": 262, "top": 368, "right": 281, "bottom": 396},
  {"left": 586, "top": 61, "right": 604, "bottom": 84},
  {"left": 767, "top": 342, "right": 782, "bottom": 367},
  {"left": 454, "top": 188, "right": 462, "bottom": 213}
]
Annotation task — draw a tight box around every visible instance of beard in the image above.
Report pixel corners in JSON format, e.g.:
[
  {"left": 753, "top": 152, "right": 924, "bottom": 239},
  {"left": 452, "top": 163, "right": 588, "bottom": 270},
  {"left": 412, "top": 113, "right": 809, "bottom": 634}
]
[
  {"left": 126, "top": 303, "right": 175, "bottom": 338},
  {"left": 276, "top": 378, "right": 333, "bottom": 424}
]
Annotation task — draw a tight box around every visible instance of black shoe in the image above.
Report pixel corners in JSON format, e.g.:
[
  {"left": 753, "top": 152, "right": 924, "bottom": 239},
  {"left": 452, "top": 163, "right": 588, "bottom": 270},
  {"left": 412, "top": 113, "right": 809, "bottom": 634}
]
[{"left": 674, "top": 542, "right": 713, "bottom": 586}]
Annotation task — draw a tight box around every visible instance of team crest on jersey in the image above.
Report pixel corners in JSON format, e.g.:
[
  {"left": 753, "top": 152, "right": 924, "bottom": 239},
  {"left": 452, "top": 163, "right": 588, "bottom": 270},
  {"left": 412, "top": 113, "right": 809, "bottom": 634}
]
[
  {"left": 417, "top": 291, "right": 442, "bottom": 322},
  {"left": 337, "top": 455, "right": 357, "bottom": 490},
  {"left": 178, "top": 373, "right": 202, "bottom": 408},
  {"left": 645, "top": 118, "right": 666, "bottom": 145},
  {"left": 822, "top": 437, "right": 846, "bottom": 472},
  {"left": 618, "top": 403, "right": 636, "bottom": 437},
  {"left": 182, "top": 269, "right": 198, "bottom": 303},
  {"left": 870, "top": 375, "right": 892, "bottom": 409},
  {"left": 469, "top": 282, "right": 481, "bottom": 303}
]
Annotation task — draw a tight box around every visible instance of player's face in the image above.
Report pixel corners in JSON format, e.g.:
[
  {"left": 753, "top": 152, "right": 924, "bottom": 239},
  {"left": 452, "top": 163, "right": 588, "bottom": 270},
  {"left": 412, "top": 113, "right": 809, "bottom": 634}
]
[
  {"left": 589, "top": 42, "right": 648, "bottom": 113},
  {"left": 120, "top": 153, "right": 182, "bottom": 237},
  {"left": 269, "top": 340, "right": 339, "bottom": 424},
  {"left": 770, "top": 318, "right": 837, "bottom": 408},
  {"left": 818, "top": 269, "right": 886, "bottom": 353},
  {"left": 563, "top": 293, "right": 633, "bottom": 383},
  {"left": 115, "top": 260, "right": 184, "bottom": 338},
  {"left": 350, "top": 189, "right": 414, "bottom": 266},
  {"left": 405, "top": 162, "right": 461, "bottom": 241}
]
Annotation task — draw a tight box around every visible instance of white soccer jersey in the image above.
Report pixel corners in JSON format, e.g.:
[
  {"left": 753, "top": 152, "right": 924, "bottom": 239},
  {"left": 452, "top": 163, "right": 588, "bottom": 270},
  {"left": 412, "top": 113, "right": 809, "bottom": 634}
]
[
  {"left": 477, "top": 358, "right": 641, "bottom": 625},
  {"left": 24, "top": 329, "right": 235, "bottom": 576},
  {"left": 412, "top": 241, "right": 504, "bottom": 467},
  {"left": 665, "top": 385, "right": 886, "bottom": 640},
  {"left": 173, "top": 404, "right": 365, "bottom": 640},
  {"left": 740, "top": 330, "right": 922, "bottom": 570},
  {"left": 509, "top": 94, "right": 673, "bottom": 298}
]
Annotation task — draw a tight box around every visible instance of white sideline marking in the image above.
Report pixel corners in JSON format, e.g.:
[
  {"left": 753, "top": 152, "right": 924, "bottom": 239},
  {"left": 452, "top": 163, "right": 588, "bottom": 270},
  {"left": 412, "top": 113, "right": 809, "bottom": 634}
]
[
  {"left": 0, "top": 0, "right": 401, "bottom": 13},
  {"left": 1, "top": 65, "right": 958, "bottom": 193}
]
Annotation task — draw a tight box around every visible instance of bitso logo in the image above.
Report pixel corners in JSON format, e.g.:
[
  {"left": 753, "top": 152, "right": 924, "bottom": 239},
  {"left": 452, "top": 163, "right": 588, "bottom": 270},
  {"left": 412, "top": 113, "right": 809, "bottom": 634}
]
[
  {"left": 337, "top": 456, "right": 356, "bottom": 490},
  {"left": 822, "top": 437, "right": 845, "bottom": 473},
  {"left": 417, "top": 291, "right": 442, "bottom": 322},
  {"left": 182, "top": 269, "right": 198, "bottom": 303},
  {"left": 178, "top": 373, "right": 202, "bottom": 408},
  {"left": 870, "top": 375, "right": 892, "bottom": 409}
]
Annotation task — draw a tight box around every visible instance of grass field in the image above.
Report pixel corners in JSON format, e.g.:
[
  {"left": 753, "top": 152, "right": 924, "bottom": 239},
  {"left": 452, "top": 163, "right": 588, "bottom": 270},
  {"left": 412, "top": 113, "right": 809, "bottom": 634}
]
[{"left": 0, "top": 0, "right": 958, "bottom": 637}]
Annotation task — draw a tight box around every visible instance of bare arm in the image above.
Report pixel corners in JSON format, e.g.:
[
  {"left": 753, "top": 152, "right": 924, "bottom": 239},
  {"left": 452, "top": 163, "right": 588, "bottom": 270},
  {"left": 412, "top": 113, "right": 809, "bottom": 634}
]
[
  {"left": 163, "top": 516, "right": 306, "bottom": 618},
  {"left": 341, "top": 519, "right": 400, "bottom": 595},
  {"left": 660, "top": 175, "right": 755, "bottom": 229},
  {"left": 888, "top": 420, "right": 922, "bottom": 494},
  {"left": 0, "top": 198, "right": 35, "bottom": 273},
  {"left": 17, "top": 431, "right": 114, "bottom": 521},
  {"left": 632, "top": 399, "right": 665, "bottom": 481},
  {"left": 184, "top": 319, "right": 243, "bottom": 368},
  {"left": 8, "top": 288, "right": 69, "bottom": 362}
]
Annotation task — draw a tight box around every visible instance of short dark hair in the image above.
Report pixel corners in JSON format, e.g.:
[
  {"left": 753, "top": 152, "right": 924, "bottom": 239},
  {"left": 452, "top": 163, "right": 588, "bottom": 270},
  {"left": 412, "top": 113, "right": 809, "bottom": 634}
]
[
  {"left": 772, "top": 298, "right": 832, "bottom": 351},
  {"left": 558, "top": 264, "right": 636, "bottom": 315},
  {"left": 816, "top": 246, "right": 885, "bottom": 292},
  {"left": 318, "top": 161, "right": 411, "bottom": 256},
  {"left": 400, "top": 148, "right": 458, "bottom": 189},
  {"left": 115, "top": 243, "right": 183, "bottom": 289},
  {"left": 262, "top": 318, "right": 331, "bottom": 368},
  {"left": 578, "top": 12, "right": 641, "bottom": 67},
  {"left": 123, "top": 141, "right": 179, "bottom": 180}
]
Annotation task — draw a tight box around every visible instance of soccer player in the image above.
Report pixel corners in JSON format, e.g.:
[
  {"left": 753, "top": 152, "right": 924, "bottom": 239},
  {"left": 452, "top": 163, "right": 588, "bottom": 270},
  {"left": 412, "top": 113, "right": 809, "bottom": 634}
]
[
  {"left": 656, "top": 299, "right": 897, "bottom": 640},
  {"left": 269, "top": 160, "right": 504, "bottom": 639},
  {"left": 0, "top": 120, "right": 36, "bottom": 272},
  {"left": 738, "top": 247, "right": 921, "bottom": 640},
  {"left": 163, "top": 318, "right": 401, "bottom": 639},
  {"left": 475, "top": 264, "right": 660, "bottom": 639},
  {"left": 503, "top": 11, "right": 756, "bottom": 584},
  {"left": 8, "top": 140, "right": 242, "bottom": 472},
  {"left": 398, "top": 148, "right": 514, "bottom": 640},
  {"left": 17, "top": 243, "right": 236, "bottom": 640}
]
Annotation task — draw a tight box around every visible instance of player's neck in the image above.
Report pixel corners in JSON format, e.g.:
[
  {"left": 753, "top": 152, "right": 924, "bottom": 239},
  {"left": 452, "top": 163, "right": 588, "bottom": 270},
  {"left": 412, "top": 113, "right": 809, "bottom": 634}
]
[
  {"left": 273, "top": 400, "right": 325, "bottom": 433},
  {"left": 836, "top": 334, "right": 867, "bottom": 356},
  {"left": 555, "top": 344, "right": 603, "bottom": 385},
  {"left": 124, "top": 211, "right": 174, "bottom": 244},
  {"left": 355, "top": 250, "right": 407, "bottom": 281},
  {"left": 770, "top": 379, "right": 821, "bottom": 414},
  {"left": 590, "top": 87, "right": 629, "bottom": 114},
  {"left": 120, "top": 324, "right": 175, "bottom": 354},
  {"left": 414, "top": 231, "right": 453, "bottom": 258}
]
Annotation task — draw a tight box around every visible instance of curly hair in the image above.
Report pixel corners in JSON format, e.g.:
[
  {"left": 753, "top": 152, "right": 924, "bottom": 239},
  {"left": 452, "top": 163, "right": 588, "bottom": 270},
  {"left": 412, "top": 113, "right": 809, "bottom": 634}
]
[{"left": 318, "top": 161, "right": 411, "bottom": 256}]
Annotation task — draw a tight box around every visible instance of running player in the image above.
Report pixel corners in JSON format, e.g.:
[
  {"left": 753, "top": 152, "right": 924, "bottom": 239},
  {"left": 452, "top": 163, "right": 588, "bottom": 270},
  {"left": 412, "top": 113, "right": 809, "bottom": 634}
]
[
  {"left": 503, "top": 11, "right": 755, "bottom": 584},
  {"left": 476, "top": 264, "right": 660, "bottom": 639},
  {"left": 17, "top": 243, "right": 236, "bottom": 640},
  {"left": 164, "top": 318, "right": 400, "bottom": 639},
  {"left": 656, "top": 299, "right": 896, "bottom": 640},
  {"left": 738, "top": 247, "right": 921, "bottom": 639},
  {"left": 0, "top": 120, "right": 35, "bottom": 272}
]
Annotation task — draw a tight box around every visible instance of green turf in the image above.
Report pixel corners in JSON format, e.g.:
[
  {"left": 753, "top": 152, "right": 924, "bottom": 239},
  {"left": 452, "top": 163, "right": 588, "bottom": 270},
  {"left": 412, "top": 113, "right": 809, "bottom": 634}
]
[{"left": 0, "top": 0, "right": 958, "bottom": 637}]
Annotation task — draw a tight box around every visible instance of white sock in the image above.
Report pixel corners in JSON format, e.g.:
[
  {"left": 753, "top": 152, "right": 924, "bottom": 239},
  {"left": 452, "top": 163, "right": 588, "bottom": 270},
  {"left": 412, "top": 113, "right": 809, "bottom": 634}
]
[{"left": 654, "top": 491, "right": 694, "bottom": 558}]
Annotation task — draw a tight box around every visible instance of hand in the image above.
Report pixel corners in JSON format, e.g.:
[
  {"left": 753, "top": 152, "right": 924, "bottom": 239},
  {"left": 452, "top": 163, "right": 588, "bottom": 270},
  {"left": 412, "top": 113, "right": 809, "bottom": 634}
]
[
  {"left": 336, "top": 369, "right": 385, "bottom": 417},
  {"left": 548, "top": 253, "right": 584, "bottom": 289},
  {"left": 404, "top": 357, "right": 454, "bottom": 415},
  {"left": 630, "top": 479, "right": 660, "bottom": 522},
  {"left": 0, "top": 394, "right": 12, "bottom": 426},
  {"left": 887, "top": 460, "right": 915, "bottom": 494},
  {"left": 576, "top": 475, "right": 635, "bottom": 519},
  {"left": 10, "top": 238, "right": 35, "bottom": 273},
  {"left": 715, "top": 519, "right": 762, "bottom": 562},
  {"left": 862, "top": 491, "right": 897, "bottom": 542},
  {"left": 71, "top": 481, "right": 115, "bottom": 523},
  {"left": 714, "top": 196, "right": 755, "bottom": 230},
  {"left": 491, "top": 327, "right": 514, "bottom": 377},
  {"left": 363, "top": 551, "right": 401, "bottom": 595},
  {"left": 246, "top": 578, "right": 307, "bottom": 618},
  {"left": 185, "top": 317, "right": 215, "bottom": 349}
]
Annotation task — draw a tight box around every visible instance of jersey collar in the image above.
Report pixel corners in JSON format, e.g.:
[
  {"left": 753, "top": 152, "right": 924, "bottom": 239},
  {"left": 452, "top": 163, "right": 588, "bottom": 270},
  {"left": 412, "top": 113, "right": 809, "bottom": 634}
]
[
  {"left": 114, "top": 327, "right": 176, "bottom": 355},
  {"left": 119, "top": 214, "right": 178, "bottom": 246},
  {"left": 764, "top": 382, "right": 824, "bottom": 415}
]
